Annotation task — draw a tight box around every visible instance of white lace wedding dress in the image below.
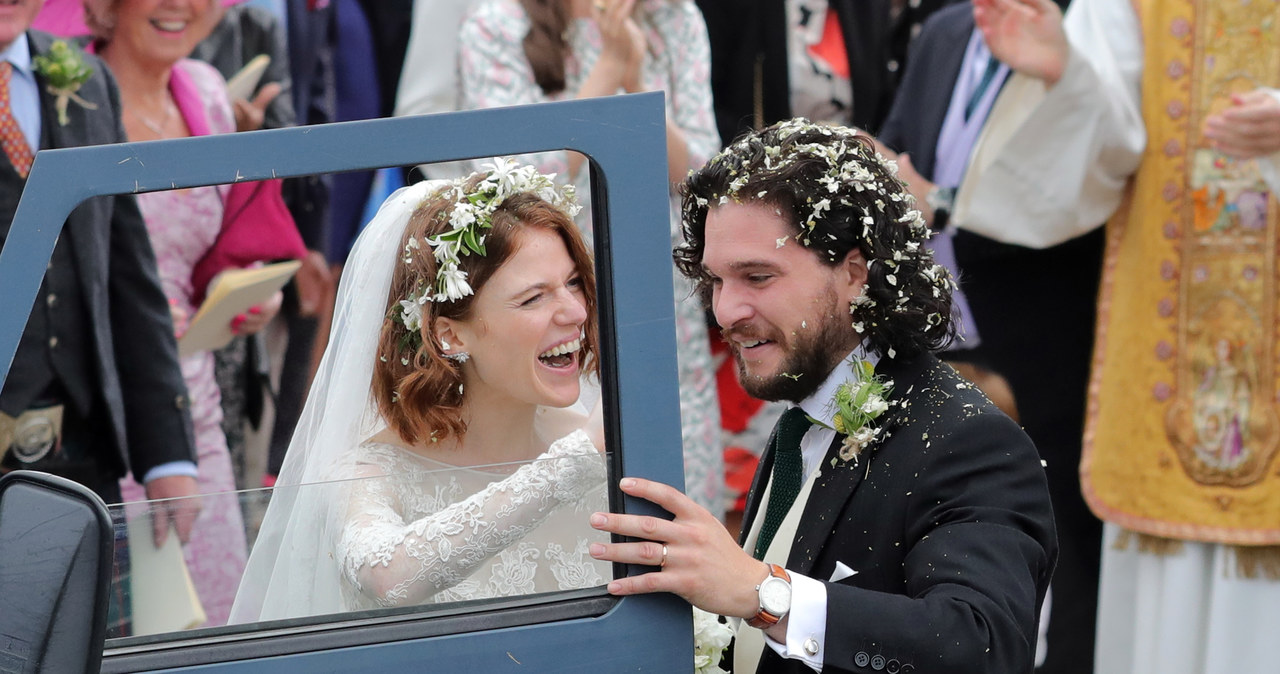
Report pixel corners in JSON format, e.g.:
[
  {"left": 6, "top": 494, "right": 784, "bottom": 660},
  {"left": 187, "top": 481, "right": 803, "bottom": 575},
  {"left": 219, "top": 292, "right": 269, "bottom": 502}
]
[{"left": 334, "top": 429, "right": 611, "bottom": 610}]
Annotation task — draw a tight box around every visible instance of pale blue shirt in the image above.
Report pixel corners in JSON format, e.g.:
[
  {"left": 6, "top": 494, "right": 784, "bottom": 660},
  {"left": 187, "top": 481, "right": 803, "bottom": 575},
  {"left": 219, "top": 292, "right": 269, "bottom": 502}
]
[
  {"left": 766, "top": 347, "right": 879, "bottom": 671},
  {"left": 1, "top": 34, "right": 40, "bottom": 154}
]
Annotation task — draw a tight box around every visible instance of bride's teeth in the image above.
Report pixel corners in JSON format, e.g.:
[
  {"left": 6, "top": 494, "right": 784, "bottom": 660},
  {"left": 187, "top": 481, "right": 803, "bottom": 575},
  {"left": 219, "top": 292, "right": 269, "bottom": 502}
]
[{"left": 540, "top": 337, "right": 582, "bottom": 359}]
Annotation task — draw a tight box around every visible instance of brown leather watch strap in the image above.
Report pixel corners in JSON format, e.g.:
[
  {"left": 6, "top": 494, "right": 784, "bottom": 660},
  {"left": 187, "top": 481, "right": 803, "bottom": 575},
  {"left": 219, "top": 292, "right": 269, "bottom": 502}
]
[{"left": 747, "top": 563, "right": 791, "bottom": 629}]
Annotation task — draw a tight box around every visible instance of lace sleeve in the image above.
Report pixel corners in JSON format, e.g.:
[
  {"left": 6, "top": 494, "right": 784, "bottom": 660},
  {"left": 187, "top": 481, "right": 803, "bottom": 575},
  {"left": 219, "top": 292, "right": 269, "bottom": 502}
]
[{"left": 336, "top": 430, "right": 605, "bottom": 607}]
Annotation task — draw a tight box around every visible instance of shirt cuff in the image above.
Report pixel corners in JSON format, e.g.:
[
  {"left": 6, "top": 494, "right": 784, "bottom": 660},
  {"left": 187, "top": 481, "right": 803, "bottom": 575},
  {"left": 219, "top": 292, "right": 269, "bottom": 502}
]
[
  {"left": 142, "top": 460, "right": 199, "bottom": 484},
  {"left": 763, "top": 571, "right": 826, "bottom": 672}
]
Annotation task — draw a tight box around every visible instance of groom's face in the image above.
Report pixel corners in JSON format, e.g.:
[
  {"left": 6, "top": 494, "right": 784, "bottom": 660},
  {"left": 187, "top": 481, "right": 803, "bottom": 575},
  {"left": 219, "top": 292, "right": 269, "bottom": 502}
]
[
  {"left": 702, "top": 201, "right": 865, "bottom": 403},
  {"left": 0, "top": 0, "right": 43, "bottom": 52}
]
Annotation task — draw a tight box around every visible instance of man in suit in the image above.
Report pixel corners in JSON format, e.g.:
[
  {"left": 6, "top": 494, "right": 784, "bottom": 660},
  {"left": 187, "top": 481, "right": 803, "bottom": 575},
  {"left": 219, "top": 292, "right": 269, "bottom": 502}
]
[
  {"left": 264, "top": 0, "right": 336, "bottom": 484},
  {"left": 590, "top": 120, "right": 1056, "bottom": 672},
  {"left": 0, "top": 1, "right": 197, "bottom": 532},
  {"left": 876, "top": 5, "right": 1100, "bottom": 671},
  {"left": 695, "top": 0, "right": 964, "bottom": 145}
]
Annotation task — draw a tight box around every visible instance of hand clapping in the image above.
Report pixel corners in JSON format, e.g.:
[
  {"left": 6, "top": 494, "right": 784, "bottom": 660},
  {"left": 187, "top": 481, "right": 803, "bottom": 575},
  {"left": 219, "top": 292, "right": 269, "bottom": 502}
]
[
  {"left": 592, "top": 0, "right": 646, "bottom": 93},
  {"left": 973, "top": 0, "right": 1068, "bottom": 86},
  {"left": 1204, "top": 90, "right": 1280, "bottom": 160}
]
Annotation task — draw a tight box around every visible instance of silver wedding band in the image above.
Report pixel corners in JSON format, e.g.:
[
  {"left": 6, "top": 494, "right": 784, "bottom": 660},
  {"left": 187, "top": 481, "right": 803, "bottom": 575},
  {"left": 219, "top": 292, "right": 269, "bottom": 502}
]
[{"left": 660, "top": 544, "right": 668, "bottom": 568}]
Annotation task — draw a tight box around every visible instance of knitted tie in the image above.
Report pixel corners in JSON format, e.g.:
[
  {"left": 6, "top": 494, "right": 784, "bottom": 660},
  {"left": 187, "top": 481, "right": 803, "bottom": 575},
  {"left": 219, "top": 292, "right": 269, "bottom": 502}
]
[
  {"left": 754, "top": 407, "right": 811, "bottom": 559},
  {"left": 0, "top": 62, "right": 33, "bottom": 178}
]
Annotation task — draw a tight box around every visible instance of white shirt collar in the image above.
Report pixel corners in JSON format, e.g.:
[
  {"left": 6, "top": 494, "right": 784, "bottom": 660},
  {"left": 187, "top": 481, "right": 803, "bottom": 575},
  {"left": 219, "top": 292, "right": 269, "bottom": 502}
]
[
  {"left": 796, "top": 345, "right": 881, "bottom": 425},
  {"left": 1, "top": 33, "right": 34, "bottom": 79}
]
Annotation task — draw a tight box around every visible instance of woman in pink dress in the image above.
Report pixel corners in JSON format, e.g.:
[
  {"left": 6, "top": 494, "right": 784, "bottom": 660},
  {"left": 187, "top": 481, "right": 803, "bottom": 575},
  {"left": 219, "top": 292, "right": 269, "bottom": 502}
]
[{"left": 85, "top": 0, "right": 279, "bottom": 628}]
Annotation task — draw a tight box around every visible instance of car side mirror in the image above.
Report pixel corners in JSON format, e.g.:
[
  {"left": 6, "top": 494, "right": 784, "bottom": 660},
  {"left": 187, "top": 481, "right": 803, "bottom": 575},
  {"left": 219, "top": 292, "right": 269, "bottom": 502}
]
[{"left": 0, "top": 470, "right": 113, "bottom": 673}]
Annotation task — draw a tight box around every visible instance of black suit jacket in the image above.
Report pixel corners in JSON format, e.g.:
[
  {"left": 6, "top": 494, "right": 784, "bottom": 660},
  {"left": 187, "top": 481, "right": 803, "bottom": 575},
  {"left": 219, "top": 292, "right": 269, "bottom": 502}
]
[
  {"left": 876, "top": 3, "right": 975, "bottom": 181},
  {"left": 740, "top": 354, "right": 1056, "bottom": 673},
  {"left": 21, "top": 30, "right": 196, "bottom": 479}
]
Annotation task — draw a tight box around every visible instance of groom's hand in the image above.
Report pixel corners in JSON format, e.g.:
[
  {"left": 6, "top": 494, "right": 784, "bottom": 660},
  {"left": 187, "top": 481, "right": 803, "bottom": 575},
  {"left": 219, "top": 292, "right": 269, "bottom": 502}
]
[{"left": 589, "top": 477, "right": 768, "bottom": 620}]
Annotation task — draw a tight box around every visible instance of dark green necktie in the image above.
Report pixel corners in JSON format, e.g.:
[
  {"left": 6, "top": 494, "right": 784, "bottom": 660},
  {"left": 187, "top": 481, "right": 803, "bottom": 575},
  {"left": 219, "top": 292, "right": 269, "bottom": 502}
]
[
  {"left": 964, "top": 57, "right": 1002, "bottom": 121},
  {"left": 754, "top": 407, "right": 811, "bottom": 559}
]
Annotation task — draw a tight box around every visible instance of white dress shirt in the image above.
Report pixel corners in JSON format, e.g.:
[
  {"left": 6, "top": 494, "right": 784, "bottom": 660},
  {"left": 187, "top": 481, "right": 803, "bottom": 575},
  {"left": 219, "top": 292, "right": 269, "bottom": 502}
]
[{"left": 762, "top": 347, "right": 880, "bottom": 671}]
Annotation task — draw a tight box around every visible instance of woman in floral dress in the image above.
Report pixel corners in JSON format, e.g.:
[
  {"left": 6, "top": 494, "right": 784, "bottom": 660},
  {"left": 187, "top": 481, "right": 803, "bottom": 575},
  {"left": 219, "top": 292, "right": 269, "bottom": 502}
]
[
  {"left": 88, "top": 0, "right": 277, "bottom": 627},
  {"left": 457, "top": 0, "right": 724, "bottom": 516}
]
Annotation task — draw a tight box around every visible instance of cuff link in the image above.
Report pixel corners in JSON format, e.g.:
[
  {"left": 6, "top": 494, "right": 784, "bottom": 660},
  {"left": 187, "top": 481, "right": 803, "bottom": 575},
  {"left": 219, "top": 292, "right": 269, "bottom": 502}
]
[{"left": 803, "top": 637, "right": 819, "bottom": 656}]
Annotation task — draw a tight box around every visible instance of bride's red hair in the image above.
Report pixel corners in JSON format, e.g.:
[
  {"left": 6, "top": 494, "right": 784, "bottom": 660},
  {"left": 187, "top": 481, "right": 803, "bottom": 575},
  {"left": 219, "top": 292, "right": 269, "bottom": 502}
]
[{"left": 372, "top": 182, "right": 599, "bottom": 447}]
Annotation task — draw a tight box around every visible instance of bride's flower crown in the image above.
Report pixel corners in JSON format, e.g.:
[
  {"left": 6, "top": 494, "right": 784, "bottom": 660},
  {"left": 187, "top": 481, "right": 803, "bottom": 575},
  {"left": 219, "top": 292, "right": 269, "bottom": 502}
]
[{"left": 393, "top": 158, "right": 582, "bottom": 341}]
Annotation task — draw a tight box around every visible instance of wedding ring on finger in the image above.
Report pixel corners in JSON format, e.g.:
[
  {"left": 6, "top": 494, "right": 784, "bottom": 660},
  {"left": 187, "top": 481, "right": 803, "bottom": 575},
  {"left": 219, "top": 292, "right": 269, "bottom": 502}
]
[{"left": 660, "top": 544, "right": 668, "bottom": 568}]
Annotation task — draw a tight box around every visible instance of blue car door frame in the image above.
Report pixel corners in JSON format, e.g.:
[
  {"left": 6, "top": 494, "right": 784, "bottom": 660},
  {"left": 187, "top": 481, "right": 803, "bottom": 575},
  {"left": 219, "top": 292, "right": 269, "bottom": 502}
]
[{"left": 0, "top": 92, "right": 692, "bottom": 672}]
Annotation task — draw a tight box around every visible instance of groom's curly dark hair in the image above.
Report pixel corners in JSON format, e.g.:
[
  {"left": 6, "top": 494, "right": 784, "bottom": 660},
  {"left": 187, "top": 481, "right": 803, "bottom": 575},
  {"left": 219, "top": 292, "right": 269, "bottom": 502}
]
[{"left": 674, "top": 119, "right": 957, "bottom": 360}]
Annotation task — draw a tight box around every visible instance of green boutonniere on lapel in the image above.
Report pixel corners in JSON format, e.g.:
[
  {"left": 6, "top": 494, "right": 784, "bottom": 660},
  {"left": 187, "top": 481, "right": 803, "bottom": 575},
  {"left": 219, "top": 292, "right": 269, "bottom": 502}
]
[
  {"left": 822, "top": 359, "right": 893, "bottom": 467},
  {"left": 33, "top": 40, "right": 98, "bottom": 126}
]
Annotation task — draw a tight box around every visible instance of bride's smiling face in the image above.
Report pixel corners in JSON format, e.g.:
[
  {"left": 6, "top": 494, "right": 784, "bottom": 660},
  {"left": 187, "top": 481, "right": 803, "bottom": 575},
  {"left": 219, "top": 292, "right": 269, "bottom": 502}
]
[{"left": 440, "top": 228, "right": 590, "bottom": 409}]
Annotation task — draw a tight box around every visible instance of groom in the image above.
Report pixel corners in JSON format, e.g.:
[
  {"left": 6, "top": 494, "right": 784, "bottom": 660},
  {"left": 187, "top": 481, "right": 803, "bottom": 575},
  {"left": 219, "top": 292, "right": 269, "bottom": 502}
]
[{"left": 590, "top": 120, "right": 1056, "bottom": 673}]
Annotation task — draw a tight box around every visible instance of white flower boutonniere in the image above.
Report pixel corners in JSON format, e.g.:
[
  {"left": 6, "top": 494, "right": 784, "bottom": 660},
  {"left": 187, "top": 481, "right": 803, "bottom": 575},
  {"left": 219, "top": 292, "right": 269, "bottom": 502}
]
[
  {"left": 828, "top": 359, "right": 892, "bottom": 465},
  {"left": 33, "top": 40, "right": 98, "bottom": 126},
  {"left": 692, "top": 607, "right": 733, "bottom": 674}
]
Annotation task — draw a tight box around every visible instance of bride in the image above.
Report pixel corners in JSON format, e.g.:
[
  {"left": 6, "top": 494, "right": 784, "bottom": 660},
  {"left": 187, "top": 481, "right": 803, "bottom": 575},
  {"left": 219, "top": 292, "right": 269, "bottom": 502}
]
[{"left": 230, "top": 161, "right": 610, "bottom": 621}]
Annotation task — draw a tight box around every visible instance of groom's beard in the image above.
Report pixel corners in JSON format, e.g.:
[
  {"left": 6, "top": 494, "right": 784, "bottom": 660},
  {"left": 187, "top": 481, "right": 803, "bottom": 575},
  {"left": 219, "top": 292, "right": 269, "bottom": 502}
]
[{"left": 733, "top": 290, "right": 854, "bottom": 404}]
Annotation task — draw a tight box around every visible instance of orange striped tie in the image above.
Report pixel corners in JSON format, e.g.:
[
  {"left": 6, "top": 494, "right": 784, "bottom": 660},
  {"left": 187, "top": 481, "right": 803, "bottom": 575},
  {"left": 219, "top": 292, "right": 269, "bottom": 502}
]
[{"left": 0, "top": 62, "right": 34, "bottom": 179}]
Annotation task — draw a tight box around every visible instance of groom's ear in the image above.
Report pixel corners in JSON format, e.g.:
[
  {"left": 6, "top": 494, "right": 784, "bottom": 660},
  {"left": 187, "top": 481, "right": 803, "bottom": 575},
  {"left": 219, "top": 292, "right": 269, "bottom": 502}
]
[
  {"left": 839, "top": 247, "right": 869, "bottom": 300},
  {"left": 431, "top": 318, "right": 468, "bottom": 357}
]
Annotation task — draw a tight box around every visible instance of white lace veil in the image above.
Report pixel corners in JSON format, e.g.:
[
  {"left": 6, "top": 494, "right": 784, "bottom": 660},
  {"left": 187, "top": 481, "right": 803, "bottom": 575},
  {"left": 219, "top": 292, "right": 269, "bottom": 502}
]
[{"left": 229, "top": 180, "right": 449, "bottom": 623}]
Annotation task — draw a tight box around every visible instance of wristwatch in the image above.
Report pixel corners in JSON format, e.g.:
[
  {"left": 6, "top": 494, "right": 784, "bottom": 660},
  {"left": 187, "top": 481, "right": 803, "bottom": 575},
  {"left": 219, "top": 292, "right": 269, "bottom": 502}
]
[
  {"left": 747, "top": 564, "right": 792, "bottom": 629},
  {"left": 925, "top": 186, "right": 956, "bottom": 231}
]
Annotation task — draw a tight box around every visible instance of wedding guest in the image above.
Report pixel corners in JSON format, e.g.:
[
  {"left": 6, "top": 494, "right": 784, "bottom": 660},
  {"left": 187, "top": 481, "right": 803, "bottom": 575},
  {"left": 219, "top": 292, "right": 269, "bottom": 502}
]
[
  {"left": 231, "top": 163, "right": 609, "bottom": 621},
  {"left": 956, "top": 1, "right": 1280, "bottom": 672},
  {"left": 0, "top": 0, "right": 199, "bottom": 635},
  {"left": 458, "top": 0, "right": 724, "bottom": 518},
  {"left": 694, "top": 0, "right": 964, "bottom": 146},
  {"left": 590, "top": 119, "right": 1056, "bottom": 673},
  {"left": 190, "top": 0, "right": 291, "bottom": 490},
  {"left": 86, "top": 0, "right": 281, "bottom": 627},
  {"left": 262, "top": 0, "right": 335, "bottom": 487},
  {"left": 875, "top": 4, "right": 1102, "bottom": 669}
]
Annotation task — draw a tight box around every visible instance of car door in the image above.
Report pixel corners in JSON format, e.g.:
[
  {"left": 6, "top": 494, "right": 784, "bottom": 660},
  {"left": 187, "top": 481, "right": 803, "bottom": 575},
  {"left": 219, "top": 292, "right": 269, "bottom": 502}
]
[{"left": 0, "top": 92, "right": 693, "bottom": 673}]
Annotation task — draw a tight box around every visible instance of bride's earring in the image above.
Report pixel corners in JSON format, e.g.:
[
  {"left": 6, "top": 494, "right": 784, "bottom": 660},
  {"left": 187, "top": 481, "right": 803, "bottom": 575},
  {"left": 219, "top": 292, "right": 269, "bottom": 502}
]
[{"left": 444, "top": 351, "right": 470, "bottom": 363}]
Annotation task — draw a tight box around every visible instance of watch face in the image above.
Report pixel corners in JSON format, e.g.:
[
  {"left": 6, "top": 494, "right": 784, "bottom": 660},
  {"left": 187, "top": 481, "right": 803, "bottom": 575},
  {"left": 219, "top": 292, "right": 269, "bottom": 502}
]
[{"left": 759, "top": 576, "right": 792, "bottom": 616}]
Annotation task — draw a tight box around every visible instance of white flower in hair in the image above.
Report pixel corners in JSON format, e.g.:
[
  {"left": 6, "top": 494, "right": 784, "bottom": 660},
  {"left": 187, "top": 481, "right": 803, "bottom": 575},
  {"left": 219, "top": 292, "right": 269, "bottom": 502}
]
[
  {"left": 435, "top": 267, "right": 473, "bottom": 303},
  {"left": 391, "top": 158, "right": 581, "bottom": 347}
]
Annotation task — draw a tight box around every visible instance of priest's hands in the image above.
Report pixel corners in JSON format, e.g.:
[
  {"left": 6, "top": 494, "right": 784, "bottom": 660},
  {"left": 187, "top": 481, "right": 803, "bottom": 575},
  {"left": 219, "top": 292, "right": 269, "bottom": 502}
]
[
  {"left": 589, "top": 477, "right": 766, "bottom": 620},
  {"left": 1204, "top": 90, "right": 1280, "bottom": 159},
  {"left": 973, "top": 0, "right": 1068, "bottom": 86}
]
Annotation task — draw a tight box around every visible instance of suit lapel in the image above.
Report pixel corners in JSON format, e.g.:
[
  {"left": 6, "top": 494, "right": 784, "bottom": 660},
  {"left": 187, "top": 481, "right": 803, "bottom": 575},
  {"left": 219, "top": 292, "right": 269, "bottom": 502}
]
[
  {"left": 28, "top": 32, "right": 88, "bottom": 153},
  {"left": 785, "top": 353, "right": 936, "bottom": 576},
  {"left": 738, "top": 425, "right": 776, "bottom": 547},
  {"left": 29, "top": 32, "right": 105, "bottom": 304}
]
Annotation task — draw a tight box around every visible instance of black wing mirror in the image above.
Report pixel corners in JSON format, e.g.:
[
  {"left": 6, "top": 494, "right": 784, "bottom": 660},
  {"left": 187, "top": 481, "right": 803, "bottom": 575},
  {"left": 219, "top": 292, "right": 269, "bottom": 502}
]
[{"left": 0, "top": 470, "right": 113, "bottom": 673}]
